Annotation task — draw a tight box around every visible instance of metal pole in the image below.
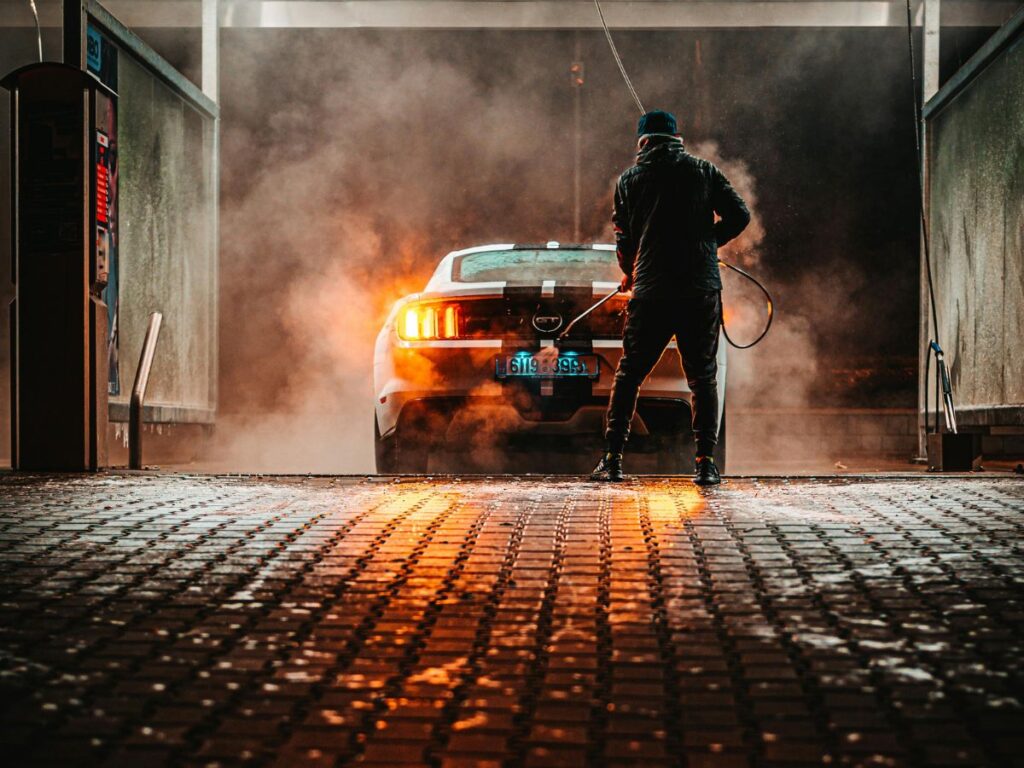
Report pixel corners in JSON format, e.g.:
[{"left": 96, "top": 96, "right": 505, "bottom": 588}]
[
  {"left": 923, "top": 0, "right": 941, "bottom": 101},
  {"left": 129, "top": 312, "right": 162, "bottom": 469},
  {"left": 557, "top": 287, "right": 621, "bottom": 341},
  {"left": 203, "top": 0, "right": 221, "bottom": 417},
  {"left": 62, "top": 0, "right": 85, "bottom": 68},
  {"left": 571, "top": 34, "right": 583, "bottom": 242},
  {"left": 202, "top": 0, "right": 219, "bottom": 101}
]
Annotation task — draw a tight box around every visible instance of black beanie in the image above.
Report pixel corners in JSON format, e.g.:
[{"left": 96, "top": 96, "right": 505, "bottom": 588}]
[{"left": 637, "top": 109, "right": 678, "bottom": 137}]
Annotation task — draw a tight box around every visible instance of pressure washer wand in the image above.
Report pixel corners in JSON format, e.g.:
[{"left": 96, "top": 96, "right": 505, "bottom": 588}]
[{"left": 556, "top": 287, "right": 623, "bottom": 343}]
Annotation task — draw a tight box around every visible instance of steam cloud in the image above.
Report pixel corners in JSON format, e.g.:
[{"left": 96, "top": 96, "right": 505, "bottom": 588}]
[
  {"left": 215, "top": 31, "right": 583, "bottom": 472},
  {"left": 209, "top": 28, "right": 916, "bottom": 473}
]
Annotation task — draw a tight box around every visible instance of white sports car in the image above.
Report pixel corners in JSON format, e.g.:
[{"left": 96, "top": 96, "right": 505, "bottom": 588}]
[{"left": 373, "top": 243, "right": 727, "bottom": 473}]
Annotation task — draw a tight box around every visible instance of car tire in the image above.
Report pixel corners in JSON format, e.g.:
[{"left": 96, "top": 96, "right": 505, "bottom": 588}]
[
  {"left": 655, "top": 433, "right": 690, "bottom": 474},
  {"left": 396, "top": 438, "right": 430, "bottom": 474},
  {"left": 712, "top": 409, "right": 727, "bottom": 474},
  {"left": 374, "top": 415, "right": 399, "bottom": 474}
]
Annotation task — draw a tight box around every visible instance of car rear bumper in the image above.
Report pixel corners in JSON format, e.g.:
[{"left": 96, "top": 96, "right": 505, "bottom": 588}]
[
  {"left": 381, "top": 394, "right": 693, "bottom": 450},
  {"left": 374, "top": 338, "right": 709, "bottom": 436}
]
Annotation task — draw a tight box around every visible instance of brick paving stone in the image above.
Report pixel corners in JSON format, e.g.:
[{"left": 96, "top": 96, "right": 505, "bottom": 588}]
[{"left": 0, "top": 473, "right": 1022, "bottom": 766}]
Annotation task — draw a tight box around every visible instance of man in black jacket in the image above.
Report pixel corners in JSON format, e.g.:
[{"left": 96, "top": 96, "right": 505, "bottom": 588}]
[{"left": 591, "top": 109, "right": 750, "bottom": 485}]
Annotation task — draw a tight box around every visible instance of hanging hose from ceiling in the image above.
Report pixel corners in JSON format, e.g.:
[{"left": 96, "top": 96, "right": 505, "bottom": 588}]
[
  {"left": 592, "top": 0, "right": 646, "bottom": 114},
  {"left": 590, "top": 0, "right": 774, "bottom": 349},
  {"left": 903, "top": 0, "right": 956, "bottom": 435},
  {"left": 27, "top": 0, "right": 43, "bottom": 62}
]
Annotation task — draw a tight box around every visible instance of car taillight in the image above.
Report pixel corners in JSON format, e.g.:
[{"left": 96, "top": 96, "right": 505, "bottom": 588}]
[{"left": 397, "top": 302, "right": 462, "bottom": 341}]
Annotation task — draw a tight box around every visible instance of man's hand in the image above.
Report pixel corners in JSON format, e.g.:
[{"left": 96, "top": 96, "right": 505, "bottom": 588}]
[{"left": 619, "top": 273, "right": 633, "bottom": 293}]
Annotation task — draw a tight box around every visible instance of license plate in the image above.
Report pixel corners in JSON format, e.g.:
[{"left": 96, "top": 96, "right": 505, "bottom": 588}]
[{"left": 496, "top": 353, "right": 600, "bottom": 379}]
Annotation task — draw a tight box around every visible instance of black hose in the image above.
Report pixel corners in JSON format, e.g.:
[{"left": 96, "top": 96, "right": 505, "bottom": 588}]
[
  {"left": 904, "top": 0, "right": 941, "bottom": 348},
  {"left": 719, "top": 260, "right": 774, "bottom": 349},
  {"left": 557, "top": 264, "right": 773, "bottom": 349},
  {"left": 905, "top": 0, "right": 951, "bottom": 438}
]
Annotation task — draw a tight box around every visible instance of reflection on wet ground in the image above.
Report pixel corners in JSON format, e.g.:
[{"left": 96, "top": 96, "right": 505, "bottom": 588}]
[{"left": 0, "top": 473, "right": 1021, "bottom": 767}]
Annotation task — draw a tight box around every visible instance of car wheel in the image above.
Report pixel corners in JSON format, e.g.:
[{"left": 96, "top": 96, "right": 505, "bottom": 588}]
[
  {"left": 374, "top": 415, "right": 398, "bottom": 474},
  {"left": 655, "top": 432, "right": 690, "bottom": 474},
  {"left": 396, "top": 435, "right": 430, "bottom": 474},
  {"left": 712, "top": 410, "right": 727, "bottom": 474}
]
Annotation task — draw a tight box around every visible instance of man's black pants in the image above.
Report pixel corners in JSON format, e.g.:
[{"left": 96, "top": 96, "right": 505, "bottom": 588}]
[{"left": 605, "top": 291, "right": 722, "bottom": 457}]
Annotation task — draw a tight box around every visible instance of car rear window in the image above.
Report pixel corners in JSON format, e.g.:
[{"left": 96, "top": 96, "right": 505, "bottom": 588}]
[{"left": 453, "top": 249, "right": 621, "bottom": 283}]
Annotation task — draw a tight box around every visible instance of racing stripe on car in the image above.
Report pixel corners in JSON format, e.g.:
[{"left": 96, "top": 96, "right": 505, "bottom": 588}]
[
  {"left": 553, "top": 285, "right": 595, "bottom": 354},
  {"left": 552, "top": 285, "right": 596, "bottom": 400},
  {"left": 502, "top": 285, "right": 544, "bottom": 352}
]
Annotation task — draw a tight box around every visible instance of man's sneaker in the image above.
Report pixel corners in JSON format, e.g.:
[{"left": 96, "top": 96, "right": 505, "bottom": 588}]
[
  {"left": 590, "top": 453, "right": 625, "bottom": 482},
  {"left": 694, "top": 456, "right": 721, "bottom": 486}
]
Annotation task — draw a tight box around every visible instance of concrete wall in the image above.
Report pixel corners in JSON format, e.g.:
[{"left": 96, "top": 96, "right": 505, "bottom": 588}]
[
  {"left": 924, "top": 13, "right": 1024, "bottom": 428},
  {"left": 0, "top": 22, "right": 217, "bottom": 464},
  {"left": 109, "top": 50, "right": 217, "bottom": 423},
  {"left": 729, "top": 409, "right": 919, "bottom": 468}
]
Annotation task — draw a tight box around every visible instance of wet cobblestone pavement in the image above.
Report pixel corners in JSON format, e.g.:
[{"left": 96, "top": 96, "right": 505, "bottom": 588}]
[{"left": 0, "top": 474, "right": 1022, "bottom": 767}]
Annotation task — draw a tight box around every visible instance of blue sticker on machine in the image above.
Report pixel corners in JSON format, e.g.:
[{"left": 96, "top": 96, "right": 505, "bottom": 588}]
[
  {"left": 86, "top": 24, "right": 118, "bottom": 90},
  {"left": 87, "top": 26, "right": 102, "bottom": 73}
]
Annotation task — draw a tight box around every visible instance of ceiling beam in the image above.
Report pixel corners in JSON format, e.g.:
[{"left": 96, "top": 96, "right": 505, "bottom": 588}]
[{"left": 1, "top": 0, "right": 1018, "bottom": 29}]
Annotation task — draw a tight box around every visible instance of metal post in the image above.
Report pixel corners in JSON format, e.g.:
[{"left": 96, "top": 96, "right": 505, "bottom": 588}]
[
  {"left": 203, "top": 0, "right": 221, "bottom": 418},
  {"left": 202, "top": 0, "right": 219, "bottom": 101},
  {"left": 571, "top": 35, "right": 584, "bottom": 242},
  {"left": 923, "top": 0, "right": 941, "bottom": 101},
  {"left": 129, "top": 312, "right": 162, "bottom": 469},
  {"left": 62, "top": 0, "right": 86, "bottom": 68},
  {"left": 918, "top": 0, "right": 940, "bottom": 457}
]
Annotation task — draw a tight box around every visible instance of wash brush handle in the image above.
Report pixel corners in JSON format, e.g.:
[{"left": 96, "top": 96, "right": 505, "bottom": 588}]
[{"left": 556, "top": 287, "right": 624, "bottom": 343}]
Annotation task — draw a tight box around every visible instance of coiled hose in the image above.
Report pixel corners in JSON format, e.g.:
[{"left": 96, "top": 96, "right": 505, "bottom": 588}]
[{"left": 718, "top": 259, "right": 774, "bottom": 349}]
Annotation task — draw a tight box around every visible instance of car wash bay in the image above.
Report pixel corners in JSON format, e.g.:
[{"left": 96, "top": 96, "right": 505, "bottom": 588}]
[{"left": 1, "top": 0, "right": 1023, "bottom": 766}]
